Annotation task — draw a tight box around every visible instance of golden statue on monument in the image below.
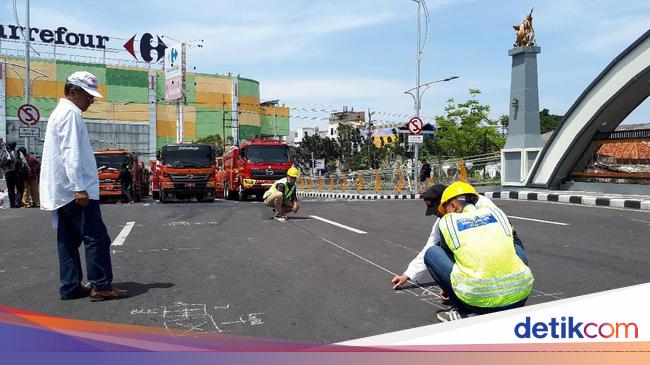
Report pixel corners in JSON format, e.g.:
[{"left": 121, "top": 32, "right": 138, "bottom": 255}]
[{"left": 513, "top": 8, "right": 536, "bottom": 47}]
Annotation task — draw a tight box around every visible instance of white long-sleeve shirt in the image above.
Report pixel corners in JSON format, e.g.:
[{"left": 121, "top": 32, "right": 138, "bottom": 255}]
[
  {"left": 402, "top": 195, "right": 498, "bottom": 283},
  {"left": 40, "top": 98, "right": 99, "bottom": 211}
]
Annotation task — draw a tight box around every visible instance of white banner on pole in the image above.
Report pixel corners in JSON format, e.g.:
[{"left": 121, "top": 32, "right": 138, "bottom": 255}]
[{"left": 164, "top": 43, "right": 183, "bottom": 101}]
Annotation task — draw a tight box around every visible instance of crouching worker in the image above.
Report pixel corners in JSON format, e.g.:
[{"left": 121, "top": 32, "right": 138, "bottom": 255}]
[
  {"left": 426, "top": 181, "right": 533, "bottom": 321},
  {"left": 263, "top": 166, "right": 300, "bottom": 221}
]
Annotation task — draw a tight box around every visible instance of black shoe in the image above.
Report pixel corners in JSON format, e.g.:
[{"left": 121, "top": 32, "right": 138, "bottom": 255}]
[{"left": 61, "top": 286, "right": 92, "bottom": 300}]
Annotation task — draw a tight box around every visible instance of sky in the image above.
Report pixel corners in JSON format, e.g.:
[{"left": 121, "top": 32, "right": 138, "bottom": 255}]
[{"left": 2, "top": 0, "right": 649, "bottom": 130}]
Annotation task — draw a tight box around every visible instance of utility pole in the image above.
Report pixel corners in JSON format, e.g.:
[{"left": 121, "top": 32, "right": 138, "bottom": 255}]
[
  {"left": 413, "top": 0, "right": 421, "bottom": 194},
  {"left": 273, "top": 109, "right": 277, "bottom": 138},
  {"left": 367, "top": 108, "right": 375, "bottom": 168},
  {"left": 177, "top": 42, "right": 186, "bottom": 143},
  {"left": 24, "top": 0, "right": 31, "bottom": 153}
]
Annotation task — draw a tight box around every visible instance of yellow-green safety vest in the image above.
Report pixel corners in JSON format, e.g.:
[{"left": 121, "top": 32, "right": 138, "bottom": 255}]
[
  {"left": 438, "top": 204, "right": 534, "bottom": 308},
  {"left": 263, "top": 177, "right": 296, "bottom": 200}
]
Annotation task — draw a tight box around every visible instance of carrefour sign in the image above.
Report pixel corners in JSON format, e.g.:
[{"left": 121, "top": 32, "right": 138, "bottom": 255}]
[{"left": 0, "top": 24, "right": 110, "bottom": 49}]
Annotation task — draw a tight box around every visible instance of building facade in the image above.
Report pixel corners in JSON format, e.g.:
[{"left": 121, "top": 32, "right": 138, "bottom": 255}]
[{"left": 0, "top": 56, "right": 290, "bottom": 160}]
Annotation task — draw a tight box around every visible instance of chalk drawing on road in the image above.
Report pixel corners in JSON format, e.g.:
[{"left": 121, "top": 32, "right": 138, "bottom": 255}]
[
  {"left": 130, "top": 301, "right": 264, "bottom": 337},
  {"left": 220, "top": 313, "right": 264, "bottom": 326},
  {"left": 168, "top": 221, "right": 220, "bottom": 227}
]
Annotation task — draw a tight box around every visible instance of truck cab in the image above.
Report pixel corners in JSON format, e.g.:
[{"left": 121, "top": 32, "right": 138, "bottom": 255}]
[
  {"left": 222, "top": 138, "right": 292, "bottom": 201},
  {"left": 159, "top": 143, "right": 216, "bottom": 203}
]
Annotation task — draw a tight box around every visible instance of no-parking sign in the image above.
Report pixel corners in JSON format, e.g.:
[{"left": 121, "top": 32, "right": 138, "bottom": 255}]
[
  {"left": 407, "top": 116, "right": 423, "bottom": 135},
  {"left": 17, "top": 104, "right": 40, "bottom": 126}
]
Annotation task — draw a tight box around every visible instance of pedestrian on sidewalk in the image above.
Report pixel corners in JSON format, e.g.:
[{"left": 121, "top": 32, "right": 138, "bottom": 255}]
[
  {"left": 40, "top": 71, "right": 129, "bottom": 301},
  {"left": 419, "top": 159, "right": 431, "bottom": 192},
  {"left": 2, "top": 142, "right": 26, "bottom": 208},
  {"left": 18, "top": 147, "right": 41, "bottom": 208},
  {"left": 119, "top": 162, "right": 135, "bottom": 204}
]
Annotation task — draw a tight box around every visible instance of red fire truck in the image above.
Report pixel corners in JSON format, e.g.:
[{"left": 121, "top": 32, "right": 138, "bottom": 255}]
[
  {"left": 221, "top": 138, "right": 292, "bottom": 201},
  {"left": 94, "top": 149, "right": 148, "bottom": 202},
  {"left": 158, "top": 143, "right": 217, "bottom": 203}
]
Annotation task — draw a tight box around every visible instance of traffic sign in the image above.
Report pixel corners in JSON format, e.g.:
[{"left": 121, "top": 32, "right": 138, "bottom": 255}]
[
  {"left": 407, "top": 116, "right": 423, "bottom": 135},
  {"left": 18, "top": 104, "right": 40, "bottom": 126},
  {"left": 19, "top": 127, "right": 40, "bottom": 138},
  {"left": 408, "top": 135, "right": 423, "bottom": 143}
]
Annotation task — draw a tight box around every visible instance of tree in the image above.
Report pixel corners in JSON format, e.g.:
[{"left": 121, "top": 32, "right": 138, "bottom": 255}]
[
  {"left": 195, "top": 134, "right": 225, "bottom": 156},
  {"left": 292, "top": 133, "right": 340, "bottom": 172},
  {"left": 539, "top": 108, "right": 563, "bottom": 134},
  {"left": 498, "top": 108, "right": 563, "bottom": 135},
  {"left": 434, "top": 89, "right": 505, "bottom": 158},
  {"left": 337, "top": 124, "right": 365, "bottom": 171}
]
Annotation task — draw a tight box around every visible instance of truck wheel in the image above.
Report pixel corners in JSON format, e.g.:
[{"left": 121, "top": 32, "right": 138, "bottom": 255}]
[
  {"left": 238, "top": 183, "right": 245, "bottom": 201},
  {"left": 221, "top": 181, "right": 228, "bottom": 199}
]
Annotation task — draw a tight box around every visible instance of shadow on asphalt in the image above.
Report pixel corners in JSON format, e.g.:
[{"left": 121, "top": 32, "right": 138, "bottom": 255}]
[{"left": 112, "top": 282, "right": 175, "bottom": 298}]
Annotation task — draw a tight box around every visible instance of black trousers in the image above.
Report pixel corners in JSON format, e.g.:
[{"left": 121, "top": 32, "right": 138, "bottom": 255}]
[{"left": 5, "top": 172, "right": 24, "bottom": 208}]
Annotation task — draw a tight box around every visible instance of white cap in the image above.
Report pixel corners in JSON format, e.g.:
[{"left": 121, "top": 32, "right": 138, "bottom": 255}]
[{"left": 67, "top": 71, "right": 103, "bottom": 98}]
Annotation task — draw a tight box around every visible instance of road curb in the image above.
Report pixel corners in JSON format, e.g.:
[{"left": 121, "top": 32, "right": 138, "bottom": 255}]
[
  {"left": 297, "top": 190, "right": 650, "bottom": 211},
  {"left": 481, "top": 191, "right": 650, "bottom": 211}
]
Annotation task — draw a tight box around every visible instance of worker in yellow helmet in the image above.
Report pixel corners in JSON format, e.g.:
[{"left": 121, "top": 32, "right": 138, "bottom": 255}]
[
  {"left": 424, "top": 181, "right": 533, "bottom": 322},
  {"left": 263, "top": 166, "right": 300, "bottom": 221}
]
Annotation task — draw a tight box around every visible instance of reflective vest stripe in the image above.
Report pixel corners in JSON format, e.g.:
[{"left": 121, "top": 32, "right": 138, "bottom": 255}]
[
  {"left": 443, "top": 216, "right": 462, "bottom": 249},
  {"left": 488, "top": 207, "right": 512, "bottom": 237},
  {"left": 453, "top": 274, "right": 533, "bottom": 292},
  {"left": 285, "top": 184, "right": 295, "bottom": 199},
  {"left": 452, "top": 270, "right": 531, "bottom": 285},
  {"left": 453, "top": 279, "right": 534, "bottom": 298}
]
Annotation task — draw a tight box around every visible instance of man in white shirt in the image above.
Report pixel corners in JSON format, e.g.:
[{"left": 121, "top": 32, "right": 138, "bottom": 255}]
[{"left": 40, "top": 71, "right": 128, "bottom": 301}]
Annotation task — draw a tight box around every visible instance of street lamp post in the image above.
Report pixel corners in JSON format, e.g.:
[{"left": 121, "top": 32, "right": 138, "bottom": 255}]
[{"left": 404, "top": 75, "right": 460, "bottom": 192}]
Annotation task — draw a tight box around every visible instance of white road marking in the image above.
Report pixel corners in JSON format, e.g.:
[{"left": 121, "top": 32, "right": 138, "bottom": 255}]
[
  {"left": 309, "top": 215, "right": 367, "bottom": 234},
  {"left": 507, "top": 215, "right": 569, "bottom": 226},
  {"left": 111, "top": 221, "right": 136, "bottom": 246},
  {"left": 316, "top": 234, "right": 441, "bottom": 299},
  {"left": 381, "top": 238, "right": 420, "bottom": 254}
]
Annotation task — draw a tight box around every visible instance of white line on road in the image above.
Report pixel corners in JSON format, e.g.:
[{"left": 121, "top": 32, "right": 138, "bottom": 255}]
[
  {"left": 507, "top": 215, "right": 569, "bottom": 226},
  {"left": 317, "top": 236, "right": 440, "bottom": 304},
  {"left": 309, "top": 215, "right": 367, "bottom": 234},
  {"left": 381, "top": 239, "right": 420, "bottom": 254},
  {"left": 111, "top": 221, "right": 136, "bottom": 246}
]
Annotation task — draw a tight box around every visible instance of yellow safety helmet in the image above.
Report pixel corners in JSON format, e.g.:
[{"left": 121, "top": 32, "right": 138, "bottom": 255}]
[
  {"left": 287, "top": 166, "right": 300, "bottom": 178},
  {"left": 438, "top": 181, "right": 479, "bottom": 215}
]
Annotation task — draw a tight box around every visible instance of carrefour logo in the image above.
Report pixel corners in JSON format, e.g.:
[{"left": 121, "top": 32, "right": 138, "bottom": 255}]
[
  {"left": 515, "top": 316, "right": 639, "bottom": 339},
  {"left": 169, "top": 47, "right": 179, "bottom": 65},
  {"left": 123, "top": 33, "right": 167, "bottom": 63}
]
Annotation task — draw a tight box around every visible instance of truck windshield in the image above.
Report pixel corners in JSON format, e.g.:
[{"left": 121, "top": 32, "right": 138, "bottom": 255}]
[
  {"left": 95, "top": 153, "right": 128, "bottom": 169},
  {"left": 247, "top": 146, "right": 289, "bottom": 163},
  {"left": 162, "top": 146, "right": 213, "bottom": 168}
]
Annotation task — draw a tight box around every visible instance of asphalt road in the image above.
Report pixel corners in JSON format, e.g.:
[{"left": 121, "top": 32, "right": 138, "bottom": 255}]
[{"left": 1, "top": 196, "right": 649, "bottom": 343}]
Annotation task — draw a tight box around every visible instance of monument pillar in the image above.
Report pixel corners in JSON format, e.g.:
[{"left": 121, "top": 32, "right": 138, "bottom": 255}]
[{"left": 501, "top": 45, "right": 544, "bottom": 186}]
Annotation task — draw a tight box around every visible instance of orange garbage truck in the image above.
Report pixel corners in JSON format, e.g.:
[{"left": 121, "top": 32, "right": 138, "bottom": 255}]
[
  {"left": 222, "top": 138, "right": 292, "bottom": 201},
  {"left": 94, "top": 149, "right": 147, "bottom": 202},
  {"left": 158, "top": 143, "right": 217, "bottom": 203}
]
